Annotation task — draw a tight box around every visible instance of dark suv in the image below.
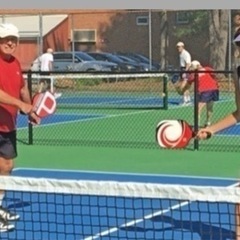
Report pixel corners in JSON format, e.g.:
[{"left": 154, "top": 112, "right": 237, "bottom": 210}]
[
  {"left": 87, "top": 52, "right": 142, "bottom": 72},
  {"left": 31, "top": 51, "right": 119, "bottom": 72}
]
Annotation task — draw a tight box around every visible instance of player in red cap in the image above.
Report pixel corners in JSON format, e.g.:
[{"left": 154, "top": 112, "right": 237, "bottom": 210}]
[{"left": 173, "top": 60, "right": 219, "bottom": 127}]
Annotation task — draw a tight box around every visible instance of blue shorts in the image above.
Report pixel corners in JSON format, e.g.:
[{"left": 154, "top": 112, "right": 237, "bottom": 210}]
[
  {"left": 0, "top": 131, "right": 17, "bottom": 159},
  {"left": 198, "top": 90, "right": 219, "bottom": 103}
]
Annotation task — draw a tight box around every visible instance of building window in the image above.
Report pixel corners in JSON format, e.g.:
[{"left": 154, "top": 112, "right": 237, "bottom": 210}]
[
  {"left": 176, "top": 12, "right": 190, "bottom": 24},
  {"left": 136, "top": 16, "right": 149, "bottom": 26},
  {"left": 72, "top": 29, "right": 96, "bottom": 42}
]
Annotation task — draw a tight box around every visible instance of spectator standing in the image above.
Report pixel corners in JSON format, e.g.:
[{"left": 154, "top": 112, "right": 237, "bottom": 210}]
[
  {"left": 176, "top": 41, "right": 192, "bottom": 106},
  {"left": 39, "top": 48, "right": 62, "bottom": 99}
]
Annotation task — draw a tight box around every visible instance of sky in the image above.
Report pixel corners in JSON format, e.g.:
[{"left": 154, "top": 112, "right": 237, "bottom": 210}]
[{"left": 0, "top": 1, "right": 238, "bottom": 10}]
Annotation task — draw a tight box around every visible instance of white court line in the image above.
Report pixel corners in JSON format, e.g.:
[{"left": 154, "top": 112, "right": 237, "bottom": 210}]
[
  {"left": 13, "top": 167, "right": 240, "bottom": 182},
  {"left": 83, "top": 182, "right": 239, "bottom": 240},
  {"left": 17, "top": 109, "right": 155, "bottom": 130}
]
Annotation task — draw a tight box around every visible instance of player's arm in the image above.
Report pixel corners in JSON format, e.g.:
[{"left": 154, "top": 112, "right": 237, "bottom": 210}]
[
  {"left": 197, "top": 67, "right": 240, "bottom": 139},
  {"left": 48, "top": 54, "right": 54, "bottom": 72},
  {"left": 0, "top": 88, "right": 32, "bottom": 113},
  {"left": 48, "top": 60, "right": 53, "bottom": 72},
  {"left": 20, "top": 79, "right": 31, "bottom": 104},
  {"left": 172, "top": 72, "right": 193, "bottom": 95},
  {"left": 19, "top": 79, "right": 40, "bottom": 124},
  {"left": 175, "top": 79, "right": 191, "bottom": 95}
]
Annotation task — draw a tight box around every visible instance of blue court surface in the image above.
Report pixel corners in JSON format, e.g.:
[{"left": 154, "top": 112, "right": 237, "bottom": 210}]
[
  {"left": 56, "top": 96, "right": 180, "bottom": 107},
  {"left": 55, "top": 95, "right": 231, "bottom": 108},
  {"left": 1, "top": 168, "right": 238, "bottom": 240}
]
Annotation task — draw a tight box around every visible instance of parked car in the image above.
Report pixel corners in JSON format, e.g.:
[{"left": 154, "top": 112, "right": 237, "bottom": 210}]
[
  {"left": 118, "top": 52, "right": 161, "bottom": 71},
  {"left": 31, "top": 51, "right": 119, "bottom": 72},
  {"left": 87, "top": 52, "right": 141, "bottom": 72},
  {"left": 114, "top": 53, "right": 159, "bottom": 72}
]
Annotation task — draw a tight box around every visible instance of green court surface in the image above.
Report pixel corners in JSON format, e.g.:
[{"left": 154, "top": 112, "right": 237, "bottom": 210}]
[
  {"left": 15, "top": 86, "right": 240, "bottom": 180},
  {"left": 16, "top": 144, "right": 240, "bottom": 179}
]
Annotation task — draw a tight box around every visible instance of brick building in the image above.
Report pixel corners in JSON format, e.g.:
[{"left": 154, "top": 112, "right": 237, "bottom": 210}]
[{"left": 0, "top": 9, "right": 211, "bottom": 71}]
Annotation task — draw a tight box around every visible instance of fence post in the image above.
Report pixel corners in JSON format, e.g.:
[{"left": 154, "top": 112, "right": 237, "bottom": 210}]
[
  {"left": 27, "top": 71, "right": 33, "bottom": 145},
  {"left": 193, "top": 71, "right": 199, "bottom": 150},
  {"left": 163, "top": 74, "right": 168, "bottom": 110}
]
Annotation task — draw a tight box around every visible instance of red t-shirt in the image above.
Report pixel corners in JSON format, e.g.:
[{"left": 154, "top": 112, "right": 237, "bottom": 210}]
[
  {"left": 188, "top": 66, "right": 219, "bottom": 92},
  {"left": 0, "top": 56, "right": 24, "bottom": 132}
]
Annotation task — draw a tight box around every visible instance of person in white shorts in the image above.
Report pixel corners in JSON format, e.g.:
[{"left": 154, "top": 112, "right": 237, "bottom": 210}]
[
  {"left": 176, "top": 41, "right": 192, "bottom": 105},
  {"left": 39, "top": 48, "right": 62, "bottom": 99}
]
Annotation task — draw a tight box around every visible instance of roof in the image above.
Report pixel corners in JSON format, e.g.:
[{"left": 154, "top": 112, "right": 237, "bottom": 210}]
[{"left": 0, "top": 14, "right": 68, "bottom": 37}]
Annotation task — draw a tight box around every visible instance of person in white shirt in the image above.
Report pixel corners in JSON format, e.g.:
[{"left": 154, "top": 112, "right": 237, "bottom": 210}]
[
  {"left": 176, "top": 42, "right": 192, "bottom": 105},
  {"left": 38, "top": 48, "right": 62, "bottom": 99}
]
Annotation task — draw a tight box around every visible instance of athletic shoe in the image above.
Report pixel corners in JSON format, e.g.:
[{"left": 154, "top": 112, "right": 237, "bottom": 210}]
[
  {"left": 0, "top": 217, "right": 14, "bottom": 232},
  {"left": 179, "top": 101, "right": 192, "bottom": 106},
  {"left": 0, "top": 207, "right": 20, "bottom": 221},
  {"left": 54, "top": 92, "right": 62, "bottom": 99}
]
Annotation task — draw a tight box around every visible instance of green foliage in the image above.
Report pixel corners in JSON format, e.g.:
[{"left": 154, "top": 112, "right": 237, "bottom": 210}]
[{"left": 174, "top": 10, "right": 209, "bottom": 38}]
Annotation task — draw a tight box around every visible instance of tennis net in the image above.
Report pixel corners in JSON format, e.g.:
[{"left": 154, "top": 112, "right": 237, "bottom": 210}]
[
  {"left": 0, "top": 175, "right": 239, "bottom": 240},
  {"left": 24, "top": 72, "right": 169, "bottom": 110}
]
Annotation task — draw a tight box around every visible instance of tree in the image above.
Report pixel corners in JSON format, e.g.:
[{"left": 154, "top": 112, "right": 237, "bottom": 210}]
[
  {"left": 173, "top": 10, "right": 229, "bottom": 70},
  {"left": 158, "top": 11, "right": 168, "bottom": 70},
  {"left": 208, "top": 10, "right": 229, "bottom": 70}
]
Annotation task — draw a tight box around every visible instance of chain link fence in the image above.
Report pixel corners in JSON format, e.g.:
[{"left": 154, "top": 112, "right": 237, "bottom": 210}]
[
  {"left": 16, "top": 69, "right": 240, "bottom": 152},
  {"left": 0, "top": 10, "right": 239, "bottom": 151}
]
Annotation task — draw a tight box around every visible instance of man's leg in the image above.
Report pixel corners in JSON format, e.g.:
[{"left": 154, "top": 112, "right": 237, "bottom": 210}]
[
  {"left": 205, "top": 101, "right": 214, "bottom": 126},
  {"left": 198, "top": 102, "right": 206, "bottom": 126},
  {"left": 0, "top": 132, "right": 20, "bottom": 232},
  {"left": 0, "top": 158, "right": 17, "bottom": 232},
  {"left": 183, "top": 89, "right": 191, "bottom": 105}
]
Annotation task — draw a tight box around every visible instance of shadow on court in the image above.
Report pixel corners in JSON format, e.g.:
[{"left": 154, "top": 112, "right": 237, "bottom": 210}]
[{"left": 120, "top": 215, "right": 236, "bottom": 240}]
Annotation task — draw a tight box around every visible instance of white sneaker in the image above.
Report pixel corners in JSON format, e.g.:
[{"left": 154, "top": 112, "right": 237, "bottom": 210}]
[
  {"left": 180, "top": 101, "right": 192, "bottom": 106},
  {"left": 0, "top": 218, "right": 14, "bottom": 232},
  {"left": 0, "top": 207, "right": 20, "bottom": 221},
  {"left": 54, "top": 92, "right": 62, "bottom": 99}
]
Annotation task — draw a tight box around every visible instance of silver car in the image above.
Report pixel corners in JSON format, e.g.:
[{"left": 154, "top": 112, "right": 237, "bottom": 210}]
[{"left": 31, "top": 51, "right": 119, "bottom": 72}]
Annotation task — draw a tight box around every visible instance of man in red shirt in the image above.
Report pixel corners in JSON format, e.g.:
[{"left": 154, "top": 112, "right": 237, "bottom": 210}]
[
  {"left": 0, "top": 23, "right": 40, "bottom": 232},
  {"left": 174, "top": 60, "right": 219, "bottom": 127}
]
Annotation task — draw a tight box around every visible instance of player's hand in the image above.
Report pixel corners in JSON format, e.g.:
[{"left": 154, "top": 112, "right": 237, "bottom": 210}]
[
  {"left": 196, "top": 128, "right": 213, "bottom": 140},
  {"left": 28, "top": 111, "right": 41, "bottom": 125},
  {"left": 19, "top": 102, "right": 33, "bottom": 115}
]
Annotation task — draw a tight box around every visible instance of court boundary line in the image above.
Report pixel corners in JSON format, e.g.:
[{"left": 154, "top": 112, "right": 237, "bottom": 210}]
[
  {"left": 13, "top": 167, "right": 239, "bottom": 182},
  {"left": 17, "top": 109, "right": 156, "bottom": 130}
]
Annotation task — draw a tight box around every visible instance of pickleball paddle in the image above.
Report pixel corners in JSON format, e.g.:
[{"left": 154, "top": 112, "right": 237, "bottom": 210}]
[
  {"left": 155, "top": 119, "right": 212, "bottom": 149},
  {"left": 32, "top": 91, "right": 57, "bottom": 118}
]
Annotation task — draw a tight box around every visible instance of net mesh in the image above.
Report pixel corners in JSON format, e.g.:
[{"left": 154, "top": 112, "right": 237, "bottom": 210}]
[
  {"left": 25, "top": 73, "right": 168, "bottom": 110},
  {"left": 0, "top": 176, "right": 239, "bottom": 240}
]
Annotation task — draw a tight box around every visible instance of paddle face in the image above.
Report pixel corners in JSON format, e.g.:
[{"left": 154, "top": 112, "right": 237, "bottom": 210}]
[
  {"left": 156, "top": 119, "right": 194, "bottom": 149},
  {"left": 32, "top": 91, "right": 56, "bottom": 118}
]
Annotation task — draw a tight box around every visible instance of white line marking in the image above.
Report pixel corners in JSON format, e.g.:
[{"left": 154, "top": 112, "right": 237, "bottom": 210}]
[
  {"left": 12, "top": 168, "right": 239, "bottom": 182},
  {"left": 83, "top": 182, "right": 239, "bottom": 240}
]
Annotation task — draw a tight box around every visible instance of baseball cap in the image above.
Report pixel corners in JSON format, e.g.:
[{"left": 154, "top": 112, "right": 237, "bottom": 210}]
[
  {"left": 0, "top": 23, "right": 19, "bottom": 38},
  {"left": 176, "top": 42, "right": 184, "bottom": 47},
  {"left": 190, "top": 60, "right": 200, "bottom": 70}
]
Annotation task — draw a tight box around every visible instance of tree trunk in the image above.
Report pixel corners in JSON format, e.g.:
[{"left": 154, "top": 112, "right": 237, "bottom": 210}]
[
  {"left": 209, "top": 10, "right": 229, "bottom": 71},
  {"left": 159, "top": 11, "right": 168, "bottom": 70}
]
